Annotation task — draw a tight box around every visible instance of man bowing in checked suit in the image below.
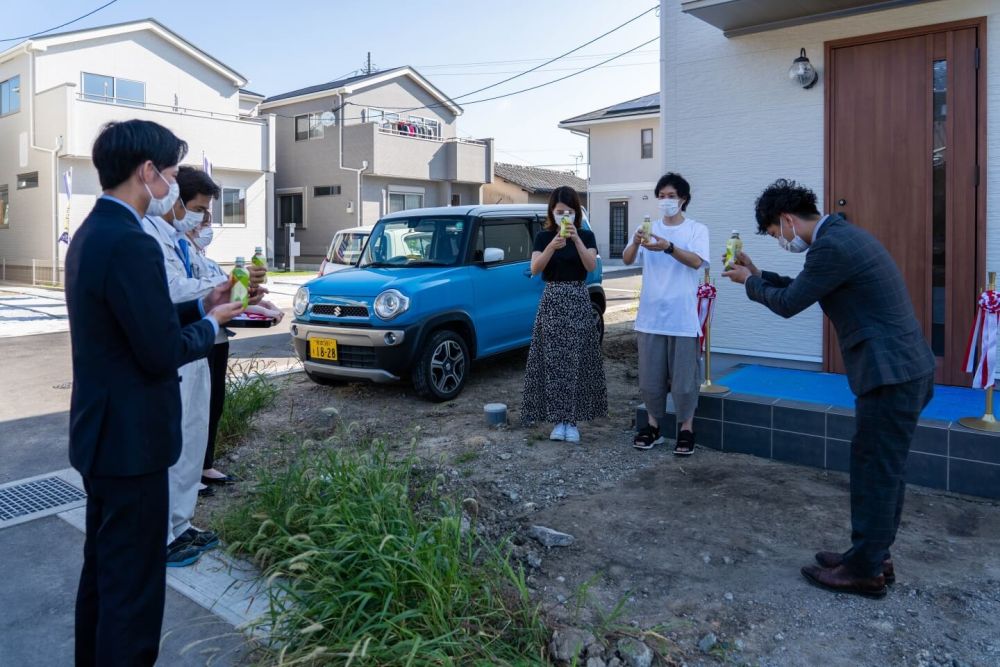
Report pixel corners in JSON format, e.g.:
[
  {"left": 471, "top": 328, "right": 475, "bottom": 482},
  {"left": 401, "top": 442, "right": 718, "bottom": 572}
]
[{"left": 722, "top": 179, "right": 935, "bottom": 599}]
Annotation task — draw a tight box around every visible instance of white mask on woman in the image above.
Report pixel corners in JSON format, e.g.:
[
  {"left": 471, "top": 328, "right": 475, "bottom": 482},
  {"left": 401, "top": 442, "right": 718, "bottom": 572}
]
[{"left": 658, "top": 198, "right": 681, "bottom": 218}]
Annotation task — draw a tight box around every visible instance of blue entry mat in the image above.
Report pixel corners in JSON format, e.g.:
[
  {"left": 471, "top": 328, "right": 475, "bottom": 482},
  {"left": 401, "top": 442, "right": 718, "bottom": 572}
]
[{"left": 716, "top": 364, "right": 984, "bottom": 422}]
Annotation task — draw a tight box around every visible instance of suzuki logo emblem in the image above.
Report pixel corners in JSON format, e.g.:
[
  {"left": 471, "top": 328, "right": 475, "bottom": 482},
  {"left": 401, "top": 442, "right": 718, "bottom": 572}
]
[{"left": 333, "top": 306, "right": 342, "bottom": 317}]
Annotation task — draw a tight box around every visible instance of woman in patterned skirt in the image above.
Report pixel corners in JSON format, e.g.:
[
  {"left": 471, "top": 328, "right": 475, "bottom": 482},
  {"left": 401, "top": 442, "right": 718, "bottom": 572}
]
[{"left": 520, "top": 186, "right": 608, "bottom": 443}]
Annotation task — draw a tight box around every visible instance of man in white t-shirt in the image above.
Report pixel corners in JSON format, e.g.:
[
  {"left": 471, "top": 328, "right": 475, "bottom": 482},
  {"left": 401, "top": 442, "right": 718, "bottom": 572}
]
[{"left": 623, "top": 173, "right": 709, "bottom": 455}]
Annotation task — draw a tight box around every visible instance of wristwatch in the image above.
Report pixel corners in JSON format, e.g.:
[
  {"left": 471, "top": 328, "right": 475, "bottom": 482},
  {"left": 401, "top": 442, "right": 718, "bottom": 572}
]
[{"left": 663, "top": 242, "right": 675, "bottom": 255}]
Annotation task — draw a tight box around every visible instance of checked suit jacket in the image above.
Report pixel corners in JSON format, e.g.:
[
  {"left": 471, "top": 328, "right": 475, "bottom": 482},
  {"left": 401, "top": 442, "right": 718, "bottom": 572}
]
[{"left": 744, "top": 214, "right": 935, "bottom": 397}]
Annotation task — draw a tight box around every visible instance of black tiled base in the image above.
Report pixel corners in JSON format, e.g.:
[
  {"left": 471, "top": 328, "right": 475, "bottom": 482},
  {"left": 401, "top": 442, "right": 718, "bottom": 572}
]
[{"left": 634, "top": 395, "right": 1000, "bottom": 500}]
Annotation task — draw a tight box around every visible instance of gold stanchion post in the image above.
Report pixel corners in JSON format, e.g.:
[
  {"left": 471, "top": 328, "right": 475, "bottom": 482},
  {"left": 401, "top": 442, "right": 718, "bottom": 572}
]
[
  {"left": 959, "top": 272, "right": 1000, "bottom": 432},
  {"left": 700, "top": 268, "right": 729, "bottom": 395}
]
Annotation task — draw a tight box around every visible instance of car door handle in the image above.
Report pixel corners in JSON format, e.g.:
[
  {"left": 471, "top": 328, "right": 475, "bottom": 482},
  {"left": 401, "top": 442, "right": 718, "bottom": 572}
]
[{"left": 523, "top": 269, "right": 532, "bottom": 277}]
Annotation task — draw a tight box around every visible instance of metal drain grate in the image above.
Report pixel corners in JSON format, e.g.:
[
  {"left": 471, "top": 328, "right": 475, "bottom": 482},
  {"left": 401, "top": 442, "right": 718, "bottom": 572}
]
[{"left": 0, "top": 477, "right": 87, "bottom": 521}]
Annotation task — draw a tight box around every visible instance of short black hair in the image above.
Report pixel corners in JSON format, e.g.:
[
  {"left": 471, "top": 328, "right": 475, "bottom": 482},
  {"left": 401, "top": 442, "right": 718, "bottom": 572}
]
[
  {"left": 545, "top": 186, "right": 584, "bottom": 231},
  {"left": 92, "top": 120, "right": 188, "bottom": 190},
  {"left": 176, "top": 166, "right": 221, "bottom": 205},
  {"left": 754, "top": 179, "right": 821, "bottom": 234},
  {"left": 654, "top": 172, "right": 691, "bottom": 211}
]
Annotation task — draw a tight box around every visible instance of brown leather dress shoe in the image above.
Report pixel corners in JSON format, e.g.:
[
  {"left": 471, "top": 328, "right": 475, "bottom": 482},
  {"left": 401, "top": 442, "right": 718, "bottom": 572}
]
[
  {"left": 814, "top": 551, "right": 895, "bottom": 584},
  {"left": 801, "top": 564, "right": 887, "bottom": 599}
]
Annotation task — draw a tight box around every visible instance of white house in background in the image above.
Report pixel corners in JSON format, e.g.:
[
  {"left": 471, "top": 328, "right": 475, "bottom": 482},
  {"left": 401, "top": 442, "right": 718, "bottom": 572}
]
[
  {"left": 662, "top": 0, "right": 995, "bottom": 387},
  {"left": 559, "top": 93, "right": 660, "bottom": 260},
  {"left": 260, "top": 67, "right": 494, "bottom": 267},
  {"left": 0, "top": 19, "right": 275, "bottom": 283}
]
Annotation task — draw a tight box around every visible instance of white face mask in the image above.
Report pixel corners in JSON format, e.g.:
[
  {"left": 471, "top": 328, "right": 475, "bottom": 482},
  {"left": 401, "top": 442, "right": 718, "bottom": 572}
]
[
  {"left": 554, "top": 211, "right": 575, "bottom": 223},
  {"left": 192, "top": 225, "right": 214, "bottom": 250},
  {"left": 658, "top": 198, "right": 681, "bottom": 217},
  {"left": 778, "top": 217, "right": 809, "bottom": 253},
  {"left": 144, "top": 168, "right": 180, "bottom": 217},
  {"left": 172, "top": 205, "right": 205, "bottom": 233}
]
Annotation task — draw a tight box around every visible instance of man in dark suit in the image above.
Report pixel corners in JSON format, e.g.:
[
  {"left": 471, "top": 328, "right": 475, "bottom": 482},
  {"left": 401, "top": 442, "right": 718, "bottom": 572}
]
[
  {"left": 722, "top": 179, "right": 935, "bottom": 599},
  {"left": 65, "top": 120, "right": 244, "bottom": 666}
]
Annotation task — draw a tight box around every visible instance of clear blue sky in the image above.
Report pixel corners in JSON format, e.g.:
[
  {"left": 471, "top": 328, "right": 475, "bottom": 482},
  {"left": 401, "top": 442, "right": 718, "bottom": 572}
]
[{"left": 6, "top": 0, "right": 660, "bottom": 176}]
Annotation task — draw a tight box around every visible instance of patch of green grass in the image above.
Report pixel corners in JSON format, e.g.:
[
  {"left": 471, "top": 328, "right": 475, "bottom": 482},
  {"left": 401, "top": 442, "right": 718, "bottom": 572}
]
[
  {"left": 217, "top": 443, "right": 548, "bottom": 666},
  {"left": 216, "top": 360, "right": 279, "bottom": 457},
  {"left": 454, "top": 450, "right": 479, "bottom": 465}
]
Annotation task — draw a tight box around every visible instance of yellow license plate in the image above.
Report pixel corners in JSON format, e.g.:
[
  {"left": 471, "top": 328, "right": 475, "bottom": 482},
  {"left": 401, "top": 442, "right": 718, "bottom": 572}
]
[{"left": 309, "top": 338, "right": 338, "bottom": 361}]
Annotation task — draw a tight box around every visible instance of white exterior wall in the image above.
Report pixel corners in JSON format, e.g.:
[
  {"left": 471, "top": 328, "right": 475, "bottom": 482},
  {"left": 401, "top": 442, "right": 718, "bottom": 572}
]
[{"left": 662, "top": 0, "right": 999, "bottom": 361}]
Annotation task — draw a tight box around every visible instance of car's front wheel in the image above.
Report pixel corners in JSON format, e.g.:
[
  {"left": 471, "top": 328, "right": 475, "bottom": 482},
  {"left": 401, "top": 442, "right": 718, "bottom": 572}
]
[{"left": 412, "top": 329, "right": 469, "bottom": 401}]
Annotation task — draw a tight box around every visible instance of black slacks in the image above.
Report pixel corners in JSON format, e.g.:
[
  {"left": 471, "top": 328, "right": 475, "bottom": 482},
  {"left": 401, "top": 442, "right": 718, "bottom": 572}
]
[{"left": 203, "top": 341, "right": 230, "bottom": 470}]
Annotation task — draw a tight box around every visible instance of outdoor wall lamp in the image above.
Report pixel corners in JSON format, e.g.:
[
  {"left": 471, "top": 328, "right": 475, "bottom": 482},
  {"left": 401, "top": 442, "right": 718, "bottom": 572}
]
[{"left": 789, "top": 48, "right": 819, "bottom": 89}]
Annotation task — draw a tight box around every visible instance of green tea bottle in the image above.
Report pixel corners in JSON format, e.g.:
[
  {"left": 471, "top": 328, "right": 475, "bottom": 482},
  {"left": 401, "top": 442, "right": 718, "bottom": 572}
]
[
  {"left": 251, "top": 246, "right": 267, "bottom": 283},
  {"left": 232, "top": 257, "right": 250, "bottom": 308}
]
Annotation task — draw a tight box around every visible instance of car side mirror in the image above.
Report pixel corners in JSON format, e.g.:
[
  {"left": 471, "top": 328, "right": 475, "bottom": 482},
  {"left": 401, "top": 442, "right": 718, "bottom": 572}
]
[{"left": 483, "top": 247, "right": 505, "bottom": 264}]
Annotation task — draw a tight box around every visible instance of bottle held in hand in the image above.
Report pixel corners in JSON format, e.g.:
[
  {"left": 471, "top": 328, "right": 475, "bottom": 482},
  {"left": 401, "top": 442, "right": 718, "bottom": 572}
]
[
  {"left": 231, "top": 257, "right": 250, "bottom": 308},
  {"left": 724, "top": 231, "right": 743, "bottom": 270},
  {"left": 251, "top": 246, "right": 267, "bottom": 283},
  {"left": 641, "top": 215, "right": 652, "bottom": 243},
  {"left": 559, "top": 215, "right": 573, "bottom": 239}
]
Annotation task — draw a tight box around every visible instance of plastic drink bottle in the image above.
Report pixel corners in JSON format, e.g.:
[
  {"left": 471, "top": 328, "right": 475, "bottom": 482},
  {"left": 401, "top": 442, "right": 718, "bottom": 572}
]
[
  {"left": 641, "top": 215, "right": 652, "bottom": 242},
  {"left": 232, "top": 257, "right": 250, "bottom": 308},
  {"left": 559, "top": 215, "right": 573, "bottom": 238},
  {"left": 724, "top": 231, "right": 743, "bottom": 270},
  {"left": 251, "top": 246, "right": 267, "bottom": 284}
]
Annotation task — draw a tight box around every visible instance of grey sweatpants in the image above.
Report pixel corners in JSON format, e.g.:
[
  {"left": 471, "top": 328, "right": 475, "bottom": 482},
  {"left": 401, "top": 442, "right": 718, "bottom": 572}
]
[{"left": 637, "top": 333, "right": 701, "bottom": 424}]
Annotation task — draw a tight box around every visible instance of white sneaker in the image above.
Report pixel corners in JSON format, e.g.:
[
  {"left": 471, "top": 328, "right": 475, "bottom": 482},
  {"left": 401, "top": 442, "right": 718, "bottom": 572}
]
[
  {"left": 549, "top": 423, "right": 567, "bottom": 441},
  {"left": 564, "top": 424, "right": 580, "bottom": 443}
]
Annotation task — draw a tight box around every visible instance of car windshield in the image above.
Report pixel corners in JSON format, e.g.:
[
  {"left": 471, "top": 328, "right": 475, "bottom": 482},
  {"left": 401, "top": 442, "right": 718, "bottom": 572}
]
[
  {"left": 327, "top": 231, "right": 368, "bottom": 265},
  {"left": 359, "top": 217, "right": 468, "bottom": 268}
]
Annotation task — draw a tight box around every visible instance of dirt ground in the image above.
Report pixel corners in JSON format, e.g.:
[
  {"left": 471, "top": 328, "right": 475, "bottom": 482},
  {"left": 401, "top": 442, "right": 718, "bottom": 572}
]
[{"left": 202, "top": 312, "right": 1000, "bottom": 667}]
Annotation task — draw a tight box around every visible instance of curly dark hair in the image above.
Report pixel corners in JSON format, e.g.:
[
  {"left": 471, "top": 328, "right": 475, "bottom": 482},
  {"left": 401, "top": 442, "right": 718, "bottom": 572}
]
[{"left": 754, "top": 179, "right": 821, "bottom": 234}]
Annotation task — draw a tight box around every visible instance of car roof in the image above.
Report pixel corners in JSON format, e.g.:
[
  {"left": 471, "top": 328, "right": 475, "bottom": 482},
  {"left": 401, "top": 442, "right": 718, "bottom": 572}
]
[
  {"left": 333, "top": 225, "right": 375, "bottom": 234},
  {"left": 380, "top": 204, "right": 552, "bottom": 220}
]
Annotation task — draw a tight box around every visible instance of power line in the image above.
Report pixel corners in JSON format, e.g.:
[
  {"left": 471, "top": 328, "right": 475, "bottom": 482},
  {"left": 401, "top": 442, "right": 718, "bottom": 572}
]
[
  {"left": 453, "top": 4, "right": 657, "bottom": 100},
  {"left": 0, "top": 0, "right": 122, "bottom": 43},
  {"left": 426, "top": 60, "right": 659, "bottom": 77},
  {"left": 415, "top": 49, "right": 659, "bottom": 70}
]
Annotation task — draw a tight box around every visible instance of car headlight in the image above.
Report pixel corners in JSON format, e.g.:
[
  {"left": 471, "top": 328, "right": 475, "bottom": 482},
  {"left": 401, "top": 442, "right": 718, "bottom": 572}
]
[
  {"left": 293, "top": 286, "right": 310, "bottom": 317},
  {"left": 374, "top": 289, "right": 410, "bottom": 320}
]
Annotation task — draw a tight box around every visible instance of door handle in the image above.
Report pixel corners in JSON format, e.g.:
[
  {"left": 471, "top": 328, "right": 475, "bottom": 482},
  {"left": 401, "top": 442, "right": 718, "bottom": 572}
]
[
  {"left": 523, "top": 269, "right": 532, "bottom": 277},
  {"left": 837, "top": 199, "right": 847, "bottom": 206}
]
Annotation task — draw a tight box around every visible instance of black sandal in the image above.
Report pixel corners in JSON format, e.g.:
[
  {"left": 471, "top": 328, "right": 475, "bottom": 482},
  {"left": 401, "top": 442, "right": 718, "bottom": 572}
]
[
  {"left": 633, "top": 425, "right": 662, "bottom": 450},
  {"left": 674, "top": 429, "right": 695, "bottom": 456}
]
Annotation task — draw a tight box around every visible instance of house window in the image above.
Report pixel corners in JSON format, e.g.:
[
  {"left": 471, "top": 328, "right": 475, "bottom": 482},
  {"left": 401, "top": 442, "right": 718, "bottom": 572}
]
[
  {"left": 314, "top": 185, "right": 341, "bottom": 197},
  {"left": 294, "top": 113, "right": 325, "bottom": 141},
  {"left": 367, "top": 108, "right": 385, "bottom": 125},
  {"left": 17, "top": 172, "right": 38, "bottom": 190},
  {"left": 81, "top": 73, "right": 146, "bottom": 107},
  {"left": 640, "top": 128, "right": 653, "bottom": 159},
  {"left": 408, "top": 115, "right": 441, "bottom": 138},
  {"left": 388, "top": 192, "right": 424, "bottom": 213},
  {"left": 0, "top": 185, "right": 8, "bottom": 227},
  {"left": 0, "top": 76, "right": 20, "bottom": 116},
  {"left": 450, "top": 194, "right": 461, "bottom": 206},
  {"left": 222, "top": 188, "right": 246, "bottom": 226}
]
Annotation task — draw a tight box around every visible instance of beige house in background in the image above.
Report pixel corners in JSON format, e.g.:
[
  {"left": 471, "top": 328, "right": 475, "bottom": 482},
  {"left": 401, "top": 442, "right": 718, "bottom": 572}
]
[
  {"left": 559, "top": 93, "right": 661, "bottom": 260},
  {"left": 260, "top": 67, "right": 494, "bottom": 267},
  {"left": 483, "top": 162, "right": 587, "bottom": 208},
  {"left": 0, "top": 19, "right": 275, "bottom": 283}
]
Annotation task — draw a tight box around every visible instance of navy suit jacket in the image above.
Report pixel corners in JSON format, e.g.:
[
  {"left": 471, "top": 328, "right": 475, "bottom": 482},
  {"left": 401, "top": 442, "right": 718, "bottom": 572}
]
[
  {"left": 65, "top": 197, "right": 216, "bottom": 477},
  {"left": 745, "top": 214, "right": 935, "bottom": 396}
]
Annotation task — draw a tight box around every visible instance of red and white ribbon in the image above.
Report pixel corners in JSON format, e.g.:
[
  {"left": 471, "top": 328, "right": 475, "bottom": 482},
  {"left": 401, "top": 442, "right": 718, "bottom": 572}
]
[
  {"left": 697, "top": 282, "right": 717, "bottom": 354},
  {"left": 963, "top": 290, "right": 1000, "bottom": 389}
]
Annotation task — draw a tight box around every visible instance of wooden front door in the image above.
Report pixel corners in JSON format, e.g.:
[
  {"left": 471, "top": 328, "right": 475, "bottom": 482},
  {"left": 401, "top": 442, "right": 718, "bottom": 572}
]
[{"left": 826, "top": 20, "right": 984, "bottom": 386}]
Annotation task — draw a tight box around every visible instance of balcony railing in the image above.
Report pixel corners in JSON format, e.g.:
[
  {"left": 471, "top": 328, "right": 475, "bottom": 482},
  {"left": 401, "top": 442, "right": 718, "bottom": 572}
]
[
  {"left": 375, "top": 123, "right": 487, "bottom": 146},
  {"left": 75, "top": 93, "right": 266, "bottom": 124}
]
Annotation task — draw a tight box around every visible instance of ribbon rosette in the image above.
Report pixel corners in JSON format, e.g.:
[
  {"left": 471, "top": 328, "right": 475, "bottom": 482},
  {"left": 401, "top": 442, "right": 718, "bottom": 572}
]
[
  {"left": 964, "top": 290, "right": 1000, "bottom": 389},
  {"left": 697, "top": 282, "right": 717, "bottom": 353}
]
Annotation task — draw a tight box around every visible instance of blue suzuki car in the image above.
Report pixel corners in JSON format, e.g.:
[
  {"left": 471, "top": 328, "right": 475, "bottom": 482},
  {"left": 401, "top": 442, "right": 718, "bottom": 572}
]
[{"left": 291, "top": 204, "right": 606, "bottom": 401}]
